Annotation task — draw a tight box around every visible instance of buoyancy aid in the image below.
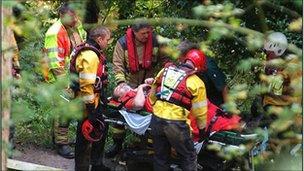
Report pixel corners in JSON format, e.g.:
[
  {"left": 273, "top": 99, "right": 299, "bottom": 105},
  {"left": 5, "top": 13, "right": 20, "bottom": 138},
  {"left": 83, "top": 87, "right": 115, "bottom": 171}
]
[
  {"left": 118, "top": 28, "right": 158, "bottom": 73},
  {"left": 190, "top": 101, "right": 241, "bottom": 142},
  {"left": 155, "top": 63, "right": 197, "bottom": 111},
  {"left": 69, "top": 42, "right": 108, "bottom": 93}
]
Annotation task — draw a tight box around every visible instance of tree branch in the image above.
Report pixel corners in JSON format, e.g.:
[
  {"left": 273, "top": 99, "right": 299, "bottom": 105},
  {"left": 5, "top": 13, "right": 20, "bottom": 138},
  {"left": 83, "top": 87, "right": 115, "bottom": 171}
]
[
  {"left": 102, "top": 17, "right": 302, "bottom": 57},
  {"left": 260, "top": 0, "right": 301, "bottom": 18}
]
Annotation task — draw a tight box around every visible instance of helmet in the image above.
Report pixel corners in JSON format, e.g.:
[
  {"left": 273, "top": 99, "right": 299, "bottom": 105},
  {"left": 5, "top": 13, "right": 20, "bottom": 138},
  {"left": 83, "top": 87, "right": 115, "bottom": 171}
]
[
  {"left": 184, "top": 49, "right": 207, "bottom": 72},
  {"left": 264, "top": 32, "right": 288, "bottom": 57},
  {"left": 82, "top": 119, "right": 105, "bottom": 142}
]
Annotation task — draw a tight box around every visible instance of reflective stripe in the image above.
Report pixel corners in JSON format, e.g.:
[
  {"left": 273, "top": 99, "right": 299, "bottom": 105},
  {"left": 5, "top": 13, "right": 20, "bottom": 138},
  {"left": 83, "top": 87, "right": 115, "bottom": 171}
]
[
  {"left": 56, "top": 57, "right": 65, "bottom": 62},
  {"left": 79, "top": 73, "right": 96, "bottom": 80},
  {"left": 47, "top": 47, "right": 65, "bottom": 53},
  {"left": 192, "top": 100, "right": 207, "bottom": 109},
  {"left": 83, "top": 94, "right": 95, "bottom": 102},
  {"left": 48, "top": 56, "right": 65, "bottom": 63}
]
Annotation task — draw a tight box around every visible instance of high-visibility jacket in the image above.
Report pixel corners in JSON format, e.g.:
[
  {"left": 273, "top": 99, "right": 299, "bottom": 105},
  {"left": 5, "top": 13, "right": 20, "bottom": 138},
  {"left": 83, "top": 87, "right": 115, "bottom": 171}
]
[
  {"left": 72, "top": 40, "right": 107, "bottom": 106},
  {"left": 263, "top": 56, "right": 302, "bottom": 106},
  {"left": 43, "top": 19, "right": 86, "bottom": 82},
  {"left": 150, "top": 64, "right": 208, "bottom": 129}
]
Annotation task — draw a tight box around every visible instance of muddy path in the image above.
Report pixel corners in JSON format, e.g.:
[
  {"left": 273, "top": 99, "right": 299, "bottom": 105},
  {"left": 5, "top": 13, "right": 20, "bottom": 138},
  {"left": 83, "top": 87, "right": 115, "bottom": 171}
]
[{"left": 12, "top": 144, "right": 121, "bottom": 171}]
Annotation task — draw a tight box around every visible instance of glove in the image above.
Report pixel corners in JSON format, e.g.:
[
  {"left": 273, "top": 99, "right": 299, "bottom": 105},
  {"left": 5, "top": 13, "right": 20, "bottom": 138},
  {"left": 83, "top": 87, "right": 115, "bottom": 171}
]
[{"left": 198, "top": 129, "right": 208, "bottom": 143}]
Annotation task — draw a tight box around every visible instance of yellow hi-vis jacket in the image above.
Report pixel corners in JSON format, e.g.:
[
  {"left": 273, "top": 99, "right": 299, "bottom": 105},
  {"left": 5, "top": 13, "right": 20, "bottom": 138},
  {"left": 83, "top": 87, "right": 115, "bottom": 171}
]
[
  {"left": 150, "top": 69, "right": 208, "bottom": 129},
  {"left": 75, "top": 50, "right": 100, "bottom": 106},
  {"left": 43, "top": 19, "right": 86, "bottom": 83}
]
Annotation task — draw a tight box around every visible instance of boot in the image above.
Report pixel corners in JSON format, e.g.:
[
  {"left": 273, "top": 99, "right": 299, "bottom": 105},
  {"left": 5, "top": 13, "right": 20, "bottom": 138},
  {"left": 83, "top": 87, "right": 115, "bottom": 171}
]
[
  {"left": 105, "top": 138, "right": 123, "bottom": 158},
  {"left": 57, "top": 144, "right": 75, "bottom": 159}
]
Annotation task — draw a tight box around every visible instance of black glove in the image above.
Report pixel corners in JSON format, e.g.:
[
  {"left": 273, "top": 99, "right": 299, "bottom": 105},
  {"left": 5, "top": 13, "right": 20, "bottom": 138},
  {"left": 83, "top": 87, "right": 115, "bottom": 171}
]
[{"left": 198, "top": 129, "right": 208, "bottom": 142}]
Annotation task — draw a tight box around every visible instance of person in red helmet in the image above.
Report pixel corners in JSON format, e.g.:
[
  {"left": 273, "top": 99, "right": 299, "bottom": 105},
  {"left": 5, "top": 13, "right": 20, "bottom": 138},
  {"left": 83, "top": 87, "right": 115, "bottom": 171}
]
[{"left": 149, "top": 49, "right": 208, "bottom": 171}]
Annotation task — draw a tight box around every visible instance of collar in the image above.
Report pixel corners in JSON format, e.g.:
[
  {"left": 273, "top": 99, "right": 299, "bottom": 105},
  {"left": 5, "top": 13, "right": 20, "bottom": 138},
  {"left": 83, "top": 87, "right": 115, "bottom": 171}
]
[{"left": 86, "top": 38, "right": 101, "bottom": 51}]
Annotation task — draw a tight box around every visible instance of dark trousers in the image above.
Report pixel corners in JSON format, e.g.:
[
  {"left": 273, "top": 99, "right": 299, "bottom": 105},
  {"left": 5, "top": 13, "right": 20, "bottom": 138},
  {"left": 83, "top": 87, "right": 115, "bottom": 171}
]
[
  {"left": 75, "top": 119, "right": 108, "bottom": 171},
  {"left": 150, "top": 115, "right": 197, "bottom": 171}
]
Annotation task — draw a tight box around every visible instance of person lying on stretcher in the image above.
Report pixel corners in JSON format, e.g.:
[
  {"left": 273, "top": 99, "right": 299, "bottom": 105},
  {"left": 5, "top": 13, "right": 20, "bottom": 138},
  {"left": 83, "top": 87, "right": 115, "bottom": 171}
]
[
  {"left": 111, "top": 79, "right": 242, "bottom": 140},
  {"left": 111, "top": 78, "right": 154, "bottom": 112}
]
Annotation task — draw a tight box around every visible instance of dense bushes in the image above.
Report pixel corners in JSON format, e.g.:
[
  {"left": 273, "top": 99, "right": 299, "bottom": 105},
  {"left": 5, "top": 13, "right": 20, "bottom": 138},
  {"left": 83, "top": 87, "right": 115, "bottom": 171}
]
[{"left": 6, "top": 0, "right": 302, "bottom": 169}]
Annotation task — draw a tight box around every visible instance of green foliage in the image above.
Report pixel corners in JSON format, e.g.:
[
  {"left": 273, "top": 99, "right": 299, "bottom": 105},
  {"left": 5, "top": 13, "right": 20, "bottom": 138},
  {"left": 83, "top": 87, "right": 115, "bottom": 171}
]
[{"left": 7, "top": 0, "right": 302, "bottom": 169}]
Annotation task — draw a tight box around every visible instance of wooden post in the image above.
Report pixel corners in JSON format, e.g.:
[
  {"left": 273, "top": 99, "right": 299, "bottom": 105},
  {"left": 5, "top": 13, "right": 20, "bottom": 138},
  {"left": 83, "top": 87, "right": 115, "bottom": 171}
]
[{"left": 2, "top": 7, "right": 15, "bottom": 171}]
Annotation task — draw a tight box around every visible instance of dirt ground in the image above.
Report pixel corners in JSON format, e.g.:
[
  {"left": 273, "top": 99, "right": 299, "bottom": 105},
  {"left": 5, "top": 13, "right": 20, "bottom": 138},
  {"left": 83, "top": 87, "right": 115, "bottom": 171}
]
[
  {"left": 12, "top": 144, "right": 120, "bottom": 171},
  {"left": 12, "top": 144, "right": 74, "bottom": 170}
]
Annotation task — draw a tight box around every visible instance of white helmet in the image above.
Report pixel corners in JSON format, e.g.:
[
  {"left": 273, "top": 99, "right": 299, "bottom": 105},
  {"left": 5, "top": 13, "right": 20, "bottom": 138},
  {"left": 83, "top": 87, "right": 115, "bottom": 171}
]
[{"left": 263, "top": 32, "right": 288, "bottom": 57}]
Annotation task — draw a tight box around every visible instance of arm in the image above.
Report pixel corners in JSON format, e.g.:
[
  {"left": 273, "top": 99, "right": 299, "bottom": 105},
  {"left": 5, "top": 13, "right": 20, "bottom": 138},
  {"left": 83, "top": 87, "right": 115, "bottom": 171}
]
[
  {"left": 187, "top": 76, "right": 208, "bottom": 129},
  {"left": 113, "top": 42, "right": 127, "bottom": 85},
  {"left": 222, "top": 85, "right": 229, "bottom": 103},
  {"left": 133, "top": 84, "right": 150, "bottom": 110},
  {"left": 148, "top": 69, "right": 164, "bottom": 105},
  {"left": 76, "top": 51, "right": 99, "bottom": 105}
]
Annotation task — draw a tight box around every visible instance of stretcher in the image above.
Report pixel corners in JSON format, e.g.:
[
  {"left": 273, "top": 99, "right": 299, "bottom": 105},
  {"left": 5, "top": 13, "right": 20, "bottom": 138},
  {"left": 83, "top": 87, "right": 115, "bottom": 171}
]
[{"left": 102, "top": 99, "right": 269, "bottom": 171}]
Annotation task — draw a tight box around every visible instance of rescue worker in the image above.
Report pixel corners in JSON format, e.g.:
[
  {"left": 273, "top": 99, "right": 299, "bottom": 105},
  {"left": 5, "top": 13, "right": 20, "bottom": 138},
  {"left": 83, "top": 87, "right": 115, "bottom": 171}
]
[
  {"left": 178, "top": 40, "right": 228, "bottom": 106},
  {"left": 107, "top": 21, "right": 161, "bottom": 157},
  {"left": 254, "top": 32, "right": 301, "bottom": 127},
  {"left": 43, "top": 3, "right": 87, "bottom": 158},
  {"left": 69, "top": 26, "right": 111, "bottom": 171},
  {"left": 150, "top": 49, "right": 208, "bottom": 171}
]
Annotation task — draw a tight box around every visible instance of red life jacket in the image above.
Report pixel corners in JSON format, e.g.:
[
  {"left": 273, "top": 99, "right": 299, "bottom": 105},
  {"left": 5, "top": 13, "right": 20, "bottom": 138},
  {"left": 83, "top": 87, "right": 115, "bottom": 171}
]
[
  {"left": 119, "top": 28, "right": 155, "bottom": 74},
  {"left": 155, "top": 63, "right": 197, "bottom": 111},
  {"left": 190, "top": 101, "right": 241, "bottom": 142},
  {"left": 69, "top": 43, "right": 108, "bottom": 93}
]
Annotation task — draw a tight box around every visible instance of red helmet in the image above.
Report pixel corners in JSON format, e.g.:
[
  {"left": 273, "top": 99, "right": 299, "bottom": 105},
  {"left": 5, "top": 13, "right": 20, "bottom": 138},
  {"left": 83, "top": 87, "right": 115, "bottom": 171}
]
[
  {"left": 184, "top": 49, "right": 207, "bottom": 72},
  {"left": 82, "top": 119, "right": 105, "bottom": 142}
]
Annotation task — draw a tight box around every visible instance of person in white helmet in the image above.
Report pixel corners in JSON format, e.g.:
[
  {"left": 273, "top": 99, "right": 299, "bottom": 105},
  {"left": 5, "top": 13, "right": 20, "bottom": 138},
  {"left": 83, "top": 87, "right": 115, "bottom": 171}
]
[{"left": 250, "top": 32, "right": 300, "bottom": 128}]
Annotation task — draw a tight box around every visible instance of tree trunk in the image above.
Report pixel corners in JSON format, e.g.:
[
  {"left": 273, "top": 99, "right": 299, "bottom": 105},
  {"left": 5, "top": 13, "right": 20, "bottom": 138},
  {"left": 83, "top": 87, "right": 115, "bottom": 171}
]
[{"left": 2, "top": 7, "right": 14, "bottom": 171}]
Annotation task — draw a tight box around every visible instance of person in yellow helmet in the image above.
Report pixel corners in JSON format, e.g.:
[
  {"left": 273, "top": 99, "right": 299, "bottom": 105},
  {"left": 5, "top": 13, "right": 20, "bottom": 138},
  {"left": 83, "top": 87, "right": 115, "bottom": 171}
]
[
  {"left": 150, "top": 49, "right": 208, "bottom": 171},
  {"left": 43, "top": 2, "right": 87, "bottom": 159},
  {"left": 69, "top": 26, "right": 111, "bottom": 171}
]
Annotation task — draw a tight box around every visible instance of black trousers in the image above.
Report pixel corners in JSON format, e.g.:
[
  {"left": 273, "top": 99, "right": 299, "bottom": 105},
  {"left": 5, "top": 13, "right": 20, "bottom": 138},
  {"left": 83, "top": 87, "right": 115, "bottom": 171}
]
[
  {"left": 75, "top": 118, "right": 108, "bottom": 171},
  {"left": 150, "top": 115, "right": 197, "bottom": 171}
]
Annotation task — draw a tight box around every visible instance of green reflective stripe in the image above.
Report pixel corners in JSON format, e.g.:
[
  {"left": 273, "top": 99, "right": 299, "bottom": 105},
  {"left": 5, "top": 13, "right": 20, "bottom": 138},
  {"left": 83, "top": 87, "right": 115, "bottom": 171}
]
[{"left": 77, "top": 24, "right": 87, "bottom": 41}]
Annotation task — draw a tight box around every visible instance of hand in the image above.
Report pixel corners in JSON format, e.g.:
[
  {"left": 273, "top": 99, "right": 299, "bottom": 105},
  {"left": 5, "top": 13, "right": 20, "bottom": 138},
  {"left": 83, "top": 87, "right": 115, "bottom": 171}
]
[
  {"left": 144, "top": 78, "right": 154, "bottom": 85},
  {"left": 138, "top": 83, "right": 150, "bottom": 89}
]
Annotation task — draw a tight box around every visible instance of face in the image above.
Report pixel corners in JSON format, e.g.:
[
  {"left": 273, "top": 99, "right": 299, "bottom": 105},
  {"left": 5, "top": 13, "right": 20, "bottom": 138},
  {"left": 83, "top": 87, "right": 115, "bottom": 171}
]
[
  {"left": 114, "top": 84, "right": 132, "bottom": 98},
  {"left": 265, "top": 50, "right": 277, "bottom": 60},
  {"left": 97, "top": 33, "right": 112, "bottom": 50},
  {"left": 133, "top": 27, "right": 150, "bottom": 43},
  {"left": 60, "top": 10, "right": 77, "bottom": 28}
]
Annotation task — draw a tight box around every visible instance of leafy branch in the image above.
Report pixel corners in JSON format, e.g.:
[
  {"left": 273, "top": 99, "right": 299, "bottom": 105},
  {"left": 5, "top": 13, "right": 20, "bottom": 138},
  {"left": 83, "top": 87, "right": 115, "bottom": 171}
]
[{"left": 101, "top": 17, "right": 302, "bottom": 56}]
